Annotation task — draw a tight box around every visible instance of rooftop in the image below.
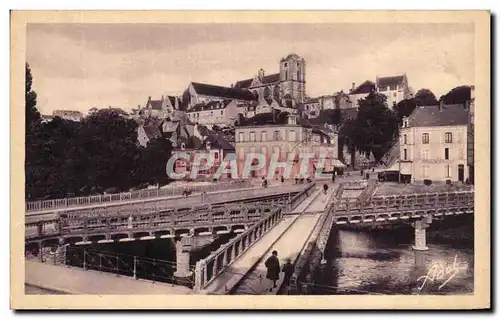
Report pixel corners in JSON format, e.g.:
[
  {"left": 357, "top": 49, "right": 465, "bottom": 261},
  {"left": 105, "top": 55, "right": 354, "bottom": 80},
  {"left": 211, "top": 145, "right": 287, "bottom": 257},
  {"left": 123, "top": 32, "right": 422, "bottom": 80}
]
[
  {"left": 191, "top": 82, "right": 257, "bottom": 101},
  {"left": 407, "top": 104, "right": 469, "bottom": 127},
  {"left": 350, "top": 81, "right": 376, "bottom": 95},
  {"left": 376, "top": 75, "right": 405, "bottom": 88}
]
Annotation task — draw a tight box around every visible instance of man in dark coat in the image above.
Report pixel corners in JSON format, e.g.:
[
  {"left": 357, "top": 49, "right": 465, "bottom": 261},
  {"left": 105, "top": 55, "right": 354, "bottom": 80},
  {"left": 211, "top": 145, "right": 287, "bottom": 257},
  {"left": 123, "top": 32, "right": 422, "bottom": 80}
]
[{"left": 265, "top": 250, "right": 280, "bottom": 291}]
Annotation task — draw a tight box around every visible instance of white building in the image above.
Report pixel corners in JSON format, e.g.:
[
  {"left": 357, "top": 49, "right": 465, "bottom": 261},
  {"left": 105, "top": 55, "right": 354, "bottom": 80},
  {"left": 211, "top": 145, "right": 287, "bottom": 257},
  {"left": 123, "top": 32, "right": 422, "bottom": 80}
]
[
  {"left": 348, "top": 81, "right": 376, "bottom": 108},
  {"left": 376, "top": 74, "right": 411, "bottom": 109},
  {"left": 398, "top": 104, "right": 471, "bottom": 182},
  {"left": 186, "top": 100, "right": 240, "bottom": 128}
]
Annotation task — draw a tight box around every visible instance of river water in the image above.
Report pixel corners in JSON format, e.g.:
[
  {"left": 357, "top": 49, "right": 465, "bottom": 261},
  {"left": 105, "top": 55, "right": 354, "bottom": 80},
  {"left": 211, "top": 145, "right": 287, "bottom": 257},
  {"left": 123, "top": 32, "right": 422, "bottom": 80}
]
[{"left": 314, "top": 214, "right": 474, "bottom": 295}]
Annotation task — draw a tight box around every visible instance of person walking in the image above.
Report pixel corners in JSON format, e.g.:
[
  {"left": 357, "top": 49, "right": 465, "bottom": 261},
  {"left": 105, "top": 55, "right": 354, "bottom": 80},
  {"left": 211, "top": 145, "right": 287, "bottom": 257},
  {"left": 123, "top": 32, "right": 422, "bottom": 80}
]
[
  {"left": 323, "top": 183, "right": 329, "bottom": 195},
  {"left": 265, "top": 250, "right": 280, "bottom": 291},
  {"left": 282, "top": 258, "right": 294, "bottom": 286}
]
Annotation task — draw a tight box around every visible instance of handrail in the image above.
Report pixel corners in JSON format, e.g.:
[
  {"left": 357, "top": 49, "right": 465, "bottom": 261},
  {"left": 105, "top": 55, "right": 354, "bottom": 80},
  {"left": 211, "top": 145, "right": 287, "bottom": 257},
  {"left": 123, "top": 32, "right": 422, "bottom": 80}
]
[
  {"left": 27, "top": 245, "right": 194, "bottom": 287},
  {"left": 193, "top": 206, "right": 283, "bottom": 292},
  {"left": 26, "top": 180, "right": 252, "bottom": 212}
]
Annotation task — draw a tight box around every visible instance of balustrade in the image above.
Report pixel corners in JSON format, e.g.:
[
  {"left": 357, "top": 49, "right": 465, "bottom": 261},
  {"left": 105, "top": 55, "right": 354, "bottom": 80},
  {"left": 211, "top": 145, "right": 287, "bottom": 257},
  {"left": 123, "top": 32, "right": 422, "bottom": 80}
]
[{"left": 193, "top": 207, "right": 283, "bottom": 291}]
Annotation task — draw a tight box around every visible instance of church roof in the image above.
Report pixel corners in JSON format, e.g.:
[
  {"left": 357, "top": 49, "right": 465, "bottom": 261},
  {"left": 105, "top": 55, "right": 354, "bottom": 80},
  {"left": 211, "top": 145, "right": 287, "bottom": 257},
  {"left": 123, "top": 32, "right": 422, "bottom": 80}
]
[
  {"left": 377, "top": 75, "right": 405, "bottom": 88},
  {"left": 234, "top": 73, "right": 280, "bottom": 89},
  {"left": 191, "top": 82, "right": 257, "bottom": 101},
  {"left": 281, "top": 53, "right": 302, "bottom": 61},
  {"left": 408, "top": 104, "right": 469, "bottom": 127}
]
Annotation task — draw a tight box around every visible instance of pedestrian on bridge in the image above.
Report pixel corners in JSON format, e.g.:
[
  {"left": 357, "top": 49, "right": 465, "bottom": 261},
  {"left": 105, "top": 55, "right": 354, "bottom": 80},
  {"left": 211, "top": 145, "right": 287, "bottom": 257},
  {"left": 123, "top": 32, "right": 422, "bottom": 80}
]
[
  {"left": 282, "top": 258, "right": 294, "bottom": 286},
  {"left": 265, "top": 250, "right": 280, "bottom": 291}
]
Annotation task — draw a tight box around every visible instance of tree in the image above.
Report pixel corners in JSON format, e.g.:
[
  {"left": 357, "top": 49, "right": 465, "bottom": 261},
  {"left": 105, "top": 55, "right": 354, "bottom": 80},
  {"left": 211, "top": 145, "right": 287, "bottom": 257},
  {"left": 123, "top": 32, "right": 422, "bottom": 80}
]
[
  {"left": 354, "top": 92, "right": 400, "bottom": 162},
  {"left": 440, "top": 85, "right": 471, "bottom": 105},
  {"left": 394, "top": 98, "right": 417, "bottom": 121},
  {"left": 414, "top": 88, "right": 438, "bottom": 106},
  {"left": 78, "top": 109, "right": 140, "bottom": 193},
  {"left": 141, "top": 137, "right": 173, "bottom": 188},
  {"left": 338, "top": 118, "right": 357, "bottom": 168},
  {"left": 25, "top": 63, "right": 40, "bottom": 131}
]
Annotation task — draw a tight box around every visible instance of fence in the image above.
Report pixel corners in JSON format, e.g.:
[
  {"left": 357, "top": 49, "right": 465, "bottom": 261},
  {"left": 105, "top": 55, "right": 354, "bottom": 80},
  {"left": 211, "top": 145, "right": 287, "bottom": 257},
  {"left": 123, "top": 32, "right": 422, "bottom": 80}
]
[
  {"left": 288, "top": 182, "right": 316, "bottom": 212},
  {"left": 26, "top": 180, "right": 252, "bottom": 212},
  {"left": 28, "top": 245, "right": 194, "bottom": 288},
  {"left": 193, "top": 206, "right": 283, "bottom": 292}
]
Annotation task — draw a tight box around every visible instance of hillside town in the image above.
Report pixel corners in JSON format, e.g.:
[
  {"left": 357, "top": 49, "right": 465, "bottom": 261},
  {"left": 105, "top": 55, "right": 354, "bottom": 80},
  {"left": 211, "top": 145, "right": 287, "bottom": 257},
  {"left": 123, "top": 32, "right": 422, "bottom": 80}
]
[{"left": 34, "top": 52, "right": 475, "bottom": 199}]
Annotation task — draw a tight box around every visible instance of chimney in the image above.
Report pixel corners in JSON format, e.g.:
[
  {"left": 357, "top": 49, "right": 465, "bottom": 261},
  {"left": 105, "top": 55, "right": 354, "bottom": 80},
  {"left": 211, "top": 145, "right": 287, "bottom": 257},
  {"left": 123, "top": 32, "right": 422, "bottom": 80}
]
[{"left": 350, "top": 82, "right": 355, "bottom": 93}]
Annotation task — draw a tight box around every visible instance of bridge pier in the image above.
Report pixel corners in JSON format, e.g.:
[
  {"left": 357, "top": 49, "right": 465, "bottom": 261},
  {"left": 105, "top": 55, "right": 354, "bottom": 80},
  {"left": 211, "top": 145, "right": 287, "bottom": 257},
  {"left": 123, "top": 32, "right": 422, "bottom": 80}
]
[
  {"left": 173, "top": 236, "right": 194, "bottom": 285},
  {"left": 412, "top": 216, "right": 432, "bottom": 251}
]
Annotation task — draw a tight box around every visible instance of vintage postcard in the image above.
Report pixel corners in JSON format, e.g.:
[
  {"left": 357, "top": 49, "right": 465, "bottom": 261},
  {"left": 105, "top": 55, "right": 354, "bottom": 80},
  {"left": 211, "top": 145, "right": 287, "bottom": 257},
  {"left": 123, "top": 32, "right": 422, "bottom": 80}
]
[{"left": 11, "top": 10, "right": 490, "bottom": 309}]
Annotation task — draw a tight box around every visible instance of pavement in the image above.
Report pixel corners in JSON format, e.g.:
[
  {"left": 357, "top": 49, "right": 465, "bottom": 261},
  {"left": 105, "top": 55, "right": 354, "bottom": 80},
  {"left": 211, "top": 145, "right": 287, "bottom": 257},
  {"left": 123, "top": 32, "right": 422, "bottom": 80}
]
[
  {"left": 25, "top": 259, "right": 193, "bottom": 295},
  {"left": 201, "top": 188, "right": 322, "bottom": 295}
]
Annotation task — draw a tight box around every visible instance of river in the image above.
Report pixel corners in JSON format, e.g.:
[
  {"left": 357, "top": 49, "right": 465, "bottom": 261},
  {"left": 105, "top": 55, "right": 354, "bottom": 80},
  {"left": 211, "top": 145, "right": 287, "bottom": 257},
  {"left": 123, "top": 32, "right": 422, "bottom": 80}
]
[{"left": 314, "top": 214, "right": 474, "bottom": 295}]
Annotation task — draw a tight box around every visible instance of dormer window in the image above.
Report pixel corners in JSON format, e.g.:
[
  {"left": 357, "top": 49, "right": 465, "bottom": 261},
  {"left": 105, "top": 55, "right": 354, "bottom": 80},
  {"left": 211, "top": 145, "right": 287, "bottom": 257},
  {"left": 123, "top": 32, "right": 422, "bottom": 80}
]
[{"left": 180, "top": 142, "right": 186, "bottom": 150}]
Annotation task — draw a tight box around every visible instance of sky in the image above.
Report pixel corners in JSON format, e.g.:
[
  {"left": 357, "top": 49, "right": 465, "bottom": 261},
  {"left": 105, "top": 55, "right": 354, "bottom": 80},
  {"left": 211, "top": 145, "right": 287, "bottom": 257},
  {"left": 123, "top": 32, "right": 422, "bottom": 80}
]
[{"left": 26, "top": 23, "right": 475, "bottom": 115}]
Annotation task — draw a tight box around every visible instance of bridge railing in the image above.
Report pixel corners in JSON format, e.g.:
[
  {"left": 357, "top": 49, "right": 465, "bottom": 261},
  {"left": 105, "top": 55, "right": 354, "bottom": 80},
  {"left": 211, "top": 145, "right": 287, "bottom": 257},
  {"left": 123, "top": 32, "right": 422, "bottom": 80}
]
[
  {"left": 193, "top": 206, "right": 283, "bottom": 292},
  {"left": 26, "top": 245, "right": 194, "bottom": 288},
  {"left": 25, "top": 180, "right": 252, "bottom": 213},
  {"left": 331, "top": 190, "right": 474, "bottom": 216},
  {"left": 25, "top": 202, "right": 280, "bottom": 241},
  {"left": 288, "top": 182, "right": 316, "bottom": 211}
]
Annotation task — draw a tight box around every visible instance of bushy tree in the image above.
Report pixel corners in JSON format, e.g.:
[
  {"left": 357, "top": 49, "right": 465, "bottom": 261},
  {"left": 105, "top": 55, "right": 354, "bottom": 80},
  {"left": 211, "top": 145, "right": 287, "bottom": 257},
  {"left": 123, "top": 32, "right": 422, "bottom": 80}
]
[
  {"left": 414, "top": 88, "right": 438, "bottom": 106},
  {"left": 439, "top": 85, "right": 471, "bottom": 105}
]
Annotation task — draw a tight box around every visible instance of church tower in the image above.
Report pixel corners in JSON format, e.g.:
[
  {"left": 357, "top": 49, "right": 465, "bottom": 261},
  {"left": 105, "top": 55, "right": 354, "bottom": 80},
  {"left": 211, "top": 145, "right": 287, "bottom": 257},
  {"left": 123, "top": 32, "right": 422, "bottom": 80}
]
[{"left": 279, "top": 53, "right": 306, "bottom": 107}]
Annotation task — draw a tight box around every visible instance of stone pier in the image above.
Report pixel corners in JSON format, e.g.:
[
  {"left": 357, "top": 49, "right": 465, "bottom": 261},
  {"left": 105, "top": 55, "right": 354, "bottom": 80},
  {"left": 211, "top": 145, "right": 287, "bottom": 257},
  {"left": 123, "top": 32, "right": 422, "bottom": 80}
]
[
  {"left": 412, "top": 215, "right": 432, "bottom": 251},
  {"left": 174, "top": 236, "right": 194, "bottom": 281}
]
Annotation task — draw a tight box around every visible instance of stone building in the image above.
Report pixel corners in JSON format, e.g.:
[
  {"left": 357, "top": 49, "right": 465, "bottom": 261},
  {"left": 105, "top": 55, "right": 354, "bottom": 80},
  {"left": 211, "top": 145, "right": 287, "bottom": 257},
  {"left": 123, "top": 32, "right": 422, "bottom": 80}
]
[
  {"left": 398, "top": 104, "right": 471, "bottom": 182},
  {"left": 349, "top": 81, "right": 376, "bottom": 108},
  {"left": 376, "top": 74, "right": 412, "bottom": 109},
  {"left": 234, "top": 112, "right": 339, "bottom": 180},
  {"left": 233, "top": 53, "right": 306, "bottom": 108}
]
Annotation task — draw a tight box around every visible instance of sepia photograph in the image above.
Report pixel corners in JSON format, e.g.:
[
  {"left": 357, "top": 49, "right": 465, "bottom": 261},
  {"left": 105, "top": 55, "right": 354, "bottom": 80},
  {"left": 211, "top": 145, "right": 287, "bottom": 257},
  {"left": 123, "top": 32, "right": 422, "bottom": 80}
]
[{"left": 10, "top": 10, "right": 490, "bottom": 309}]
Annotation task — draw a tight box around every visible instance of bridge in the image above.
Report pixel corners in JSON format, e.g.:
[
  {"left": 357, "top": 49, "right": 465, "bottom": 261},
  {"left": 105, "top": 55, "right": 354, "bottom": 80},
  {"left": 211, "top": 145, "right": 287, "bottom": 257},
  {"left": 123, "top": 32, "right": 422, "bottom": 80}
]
[{"left": 24, "top": 180, "right": 474, "bottom": 295}]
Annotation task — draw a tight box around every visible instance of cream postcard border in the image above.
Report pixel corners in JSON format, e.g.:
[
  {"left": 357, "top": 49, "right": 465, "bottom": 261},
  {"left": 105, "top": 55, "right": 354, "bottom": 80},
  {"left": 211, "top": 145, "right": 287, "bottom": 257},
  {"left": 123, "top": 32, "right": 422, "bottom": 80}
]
[{"left": 10, "top": 10, "right": 491, "bottom": 310}]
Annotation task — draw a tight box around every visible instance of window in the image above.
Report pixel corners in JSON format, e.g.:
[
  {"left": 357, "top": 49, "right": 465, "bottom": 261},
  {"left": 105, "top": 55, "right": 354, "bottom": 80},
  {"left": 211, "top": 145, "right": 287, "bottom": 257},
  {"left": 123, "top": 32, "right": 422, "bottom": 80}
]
[
  {"left": 214, "top": 152, "right": 219, "bottom": 160},
  {"left": 238, "top": 132, "right": 244, "bottom": 142},
  {"left": 389, "top": 84, "right": 397, "bottom": 91},
  {"left": 273, "top": 130, "right": 280, "bottom": 141},
  {"left": 422, "top": 165, "right": 428, "bottom": 178},
  {"left": 261, "top": 131, "right": 267, "bottom": 142},
  {"left": 403, "top": 134, "right": 407, "bottom": 145},
  {"left": 403, "top": 149, "right": 407, "bottom": 161},
  {"left": 422, "top": 133, "right": 429, "bottom": 144},
  {"left": 446, "top": 164, "right": 451, "bottom": 178},
  {"left": 285, "top": 70, "right": 288, "bottom": 80},
  {"left": 250, "top": 131, "right": 256, "bottom": 142},
  {"left": 289, "top": 130, "right": 296, "bottom": 142},
  {"left": 445, "top": 132, "right": 452, "bottom": 143},
  {"left": 297, "top": 70, "right": 300, "bottom": 80},
  {"left": 423, "top": 149, "right": 429, "bottom": 160},
  {"left": 379, "top": 86, "right": 386, "bottom": 92},
  {"left": 393, "top": 92, "right": 397, "bottom": 97},
  {"left": 445, "top": 148, "right": 449, "bottom": 160},
  {"left": 284, "top": 62, "right": 288, "bottom": 67},
  {"left": 221, "top": 110, "right": 224, "bottom": 115},
  {"left": 261, "top": 146, "right": 267, "bottom": 157}
]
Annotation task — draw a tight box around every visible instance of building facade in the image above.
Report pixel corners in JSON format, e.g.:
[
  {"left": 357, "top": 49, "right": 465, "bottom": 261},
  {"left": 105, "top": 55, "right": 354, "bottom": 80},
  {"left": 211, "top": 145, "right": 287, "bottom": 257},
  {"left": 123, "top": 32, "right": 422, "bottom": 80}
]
[
  {"left": 399, "top": 104, "right": 470, "bottom": 182},
  {"left": 376, "top": 74, "right": 411, "bottom": 109},
  {"left": 233, "top": 53, "right": 306, "bottom": 108},
  {"left": 234, "top": 114, "right": 338, "bottom": 179},
  {"left": 186, "top": 100, "right": 240, "bottom": 127},
  {"left": 349, "top": 81, "right": 376, "bottom": 108}
]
